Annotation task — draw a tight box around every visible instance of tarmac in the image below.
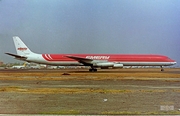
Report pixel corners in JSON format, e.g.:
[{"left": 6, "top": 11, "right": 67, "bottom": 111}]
[{"left": 0, "top": 68, "right": 180, "bottom": 115}]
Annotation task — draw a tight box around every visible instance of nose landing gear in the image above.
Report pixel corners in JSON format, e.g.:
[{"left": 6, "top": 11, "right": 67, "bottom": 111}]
[{"left": 161, "top": 66, "right": 164, "bottom": 71}]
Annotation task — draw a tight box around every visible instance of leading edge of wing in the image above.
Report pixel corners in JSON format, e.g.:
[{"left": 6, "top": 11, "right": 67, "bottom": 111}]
[
  {"left": 5, "top": 52, "right": 27, "bottom": 59},
  {"left": 65, "top": 55, "right": 93, "bottom": 62}
]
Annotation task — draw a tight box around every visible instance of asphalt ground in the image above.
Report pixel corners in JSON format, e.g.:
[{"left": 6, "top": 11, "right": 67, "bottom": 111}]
[{"left": 0, "top": 68, "right": 180, "bottom": 115}]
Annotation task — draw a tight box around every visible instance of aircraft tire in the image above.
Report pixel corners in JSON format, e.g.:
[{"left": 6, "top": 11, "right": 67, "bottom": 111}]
[
  {"left": 160, "top": 66, "right": 164, "bottom": 71},
  {"left": 89, "top": 69, "right": 97, "bottom": 72}
]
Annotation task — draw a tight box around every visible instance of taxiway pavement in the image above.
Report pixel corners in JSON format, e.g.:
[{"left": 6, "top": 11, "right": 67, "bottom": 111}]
[{"left": 0, "top": 68, "right": 180, "bottom": 115}]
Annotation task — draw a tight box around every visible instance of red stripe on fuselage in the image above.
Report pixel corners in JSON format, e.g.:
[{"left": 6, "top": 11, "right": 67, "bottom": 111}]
[
  {"left": 42, "top": 54, "right": 175, "bottom": 62},
  {"left": 42, "top": 54, "right": 75, "bottom": 61}
]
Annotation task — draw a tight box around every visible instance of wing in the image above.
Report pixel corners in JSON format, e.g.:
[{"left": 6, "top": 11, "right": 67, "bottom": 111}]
[
  {"left": 65, "top": 55, "right": 93, "bottom": 64},
  {"left": 5, "top": 52, "right": 27, "bottom": 59}
]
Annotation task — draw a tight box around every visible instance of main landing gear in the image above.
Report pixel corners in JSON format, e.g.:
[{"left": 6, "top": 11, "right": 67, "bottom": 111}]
[
  {"left": 160, "top": 66, "right": 164, "bottom": 71},
  {"left": 89, "top": 66, "right": 97, "bottom": 72},
  {"left": 89, "top": 68, "right": 97, "bottom": 72}
]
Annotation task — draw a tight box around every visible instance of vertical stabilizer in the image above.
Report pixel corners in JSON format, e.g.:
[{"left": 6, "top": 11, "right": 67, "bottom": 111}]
[{"left": 13, "top": 36, "right": 34, "bottom": 56}]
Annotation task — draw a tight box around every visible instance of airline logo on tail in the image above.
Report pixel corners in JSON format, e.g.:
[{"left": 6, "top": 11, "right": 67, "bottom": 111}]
[{"left": 17, "top": 47, "right": 27, "bottom": 51}]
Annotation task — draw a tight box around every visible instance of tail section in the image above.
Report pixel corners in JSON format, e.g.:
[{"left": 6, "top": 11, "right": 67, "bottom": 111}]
[
  {"left": 13, "top": 36, "right": 34, "bottom": 56},
  {"left": 22, "top": 62, "right": 27, "bottom": 67}
]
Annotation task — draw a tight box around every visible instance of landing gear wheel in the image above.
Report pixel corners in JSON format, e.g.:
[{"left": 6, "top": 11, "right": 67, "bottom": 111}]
[
  {"left": 161, "top": 68, "right": 164, "bottom": 71},
  {"left": 160, "top": 66, "right": 164, "bottom": 71},
  {"left": 89, "top": 68, "right": 97, "bottom": 72}
]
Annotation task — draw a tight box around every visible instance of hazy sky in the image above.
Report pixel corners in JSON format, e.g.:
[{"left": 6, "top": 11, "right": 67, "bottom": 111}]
[{"left": 0, "top": 0, "right": 179, "bottom": 66}]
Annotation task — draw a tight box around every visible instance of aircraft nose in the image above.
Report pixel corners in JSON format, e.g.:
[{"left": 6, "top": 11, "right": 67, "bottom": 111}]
[{"left": 172, "top": 62, "right": 177, "bottom": 65}]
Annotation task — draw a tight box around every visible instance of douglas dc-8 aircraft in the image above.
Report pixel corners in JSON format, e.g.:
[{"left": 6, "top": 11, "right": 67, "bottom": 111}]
[{"left": 5, "top": 36, "right": 176, "bottom": 72}]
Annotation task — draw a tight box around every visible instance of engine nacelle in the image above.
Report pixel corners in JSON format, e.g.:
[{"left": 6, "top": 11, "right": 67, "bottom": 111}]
[
  {"left": 113, "top": 64, "right": 123, "bottom": 68},
  {"left": 94, "top": 62, "right": 114, "bottom": 67},
  {"left": 94, "top": 62, "right": 123, "bottom": 68}
]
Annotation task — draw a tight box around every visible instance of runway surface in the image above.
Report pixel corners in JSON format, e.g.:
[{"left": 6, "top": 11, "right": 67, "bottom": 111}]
[{"left": 0, "top": 68, "right": 180, "bottom": 115}]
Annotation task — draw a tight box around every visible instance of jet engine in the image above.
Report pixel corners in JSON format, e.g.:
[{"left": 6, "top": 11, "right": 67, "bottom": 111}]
[
  {"left": 113, "top": 63, "right": 123, "bottom": 68},
  {"left": 94, "top": 62, "right": 114, "bottom": 67},
  {"left": 94, "top": 62, "right": 123, "bottom": 68}
]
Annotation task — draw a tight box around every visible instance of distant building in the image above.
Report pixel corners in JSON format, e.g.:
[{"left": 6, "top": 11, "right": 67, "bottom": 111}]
[{"left": 0, "top": 61, "right": 3, "bottom": 66}]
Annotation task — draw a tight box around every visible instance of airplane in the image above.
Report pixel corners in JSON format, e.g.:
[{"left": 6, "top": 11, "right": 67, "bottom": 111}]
[
  {"left": 5, "top": 36, "right": 176, "bottom": 72},
  {"left": 11, "top": 62, "right": 27, "bottom": 69}
]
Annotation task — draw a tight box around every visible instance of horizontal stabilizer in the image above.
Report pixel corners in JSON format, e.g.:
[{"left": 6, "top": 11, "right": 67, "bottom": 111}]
[{"left": 5, "top": 52, "right": 27, "bottom": 59}]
